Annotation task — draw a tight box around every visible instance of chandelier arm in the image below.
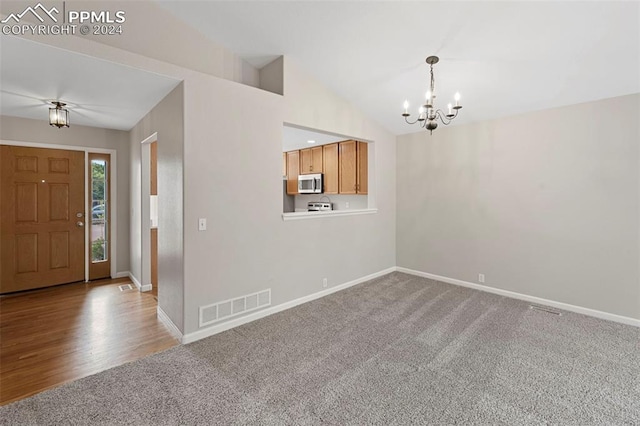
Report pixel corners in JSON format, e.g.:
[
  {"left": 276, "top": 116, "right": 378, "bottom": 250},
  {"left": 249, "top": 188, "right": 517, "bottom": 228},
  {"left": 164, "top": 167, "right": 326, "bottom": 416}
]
[
  {"left": 404, "top": 116, "right": 420, "bottom": 125},
  {"left": 434, "top": 110, "right": 451, "bottom": 125},
  {"left": 434, "top": 108, "right": 460, "bottom": 126}
]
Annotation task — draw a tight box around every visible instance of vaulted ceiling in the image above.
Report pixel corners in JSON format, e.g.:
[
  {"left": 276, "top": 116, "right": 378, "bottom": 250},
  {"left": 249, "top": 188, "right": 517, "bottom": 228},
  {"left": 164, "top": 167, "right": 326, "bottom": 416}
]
[{"left": 158, "top": 1, "right": 640, "bottom": 135}]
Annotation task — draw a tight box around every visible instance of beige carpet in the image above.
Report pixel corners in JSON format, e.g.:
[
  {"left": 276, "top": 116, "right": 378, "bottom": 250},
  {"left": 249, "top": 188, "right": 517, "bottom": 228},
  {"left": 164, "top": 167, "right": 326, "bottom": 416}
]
[{"left": 1, "top": 272, "right": 639, "bottom": 425}]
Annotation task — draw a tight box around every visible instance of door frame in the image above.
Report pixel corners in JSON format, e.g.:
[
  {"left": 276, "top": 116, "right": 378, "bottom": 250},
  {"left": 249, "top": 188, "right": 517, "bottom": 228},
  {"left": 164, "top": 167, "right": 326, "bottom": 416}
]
[
  {"left": 1, "top": 140, "right": 118, "bottom": 282},
  {"left": 139, "top": 132, "right": 157, "bottom": 294}
]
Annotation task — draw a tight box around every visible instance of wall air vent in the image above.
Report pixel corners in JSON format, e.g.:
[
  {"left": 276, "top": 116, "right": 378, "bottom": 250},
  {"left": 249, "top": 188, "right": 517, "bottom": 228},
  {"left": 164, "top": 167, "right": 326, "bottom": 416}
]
[{"left": 199, "top": 289, "right": 271, "bottom": 327}]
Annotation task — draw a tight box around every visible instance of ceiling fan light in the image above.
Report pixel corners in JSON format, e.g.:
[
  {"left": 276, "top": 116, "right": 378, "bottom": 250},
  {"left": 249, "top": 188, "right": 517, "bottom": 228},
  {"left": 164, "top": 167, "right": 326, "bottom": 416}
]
[{"left": 49, "top": 102, "right": 69, "bottom": 128}]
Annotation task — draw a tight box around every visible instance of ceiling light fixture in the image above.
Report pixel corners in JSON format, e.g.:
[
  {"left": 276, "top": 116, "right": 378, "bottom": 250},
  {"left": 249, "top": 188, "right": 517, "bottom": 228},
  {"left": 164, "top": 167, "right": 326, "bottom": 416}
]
[
  {"left": 402, "top": 56, "right": 462, "bottom": 134},
  {"left": 49, "top": 101, "right": 69, "bottom": 129}
]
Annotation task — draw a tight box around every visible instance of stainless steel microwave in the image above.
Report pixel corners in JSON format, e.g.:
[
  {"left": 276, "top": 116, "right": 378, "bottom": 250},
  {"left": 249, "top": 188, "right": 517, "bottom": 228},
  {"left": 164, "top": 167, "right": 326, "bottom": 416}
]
[{"left": 298, "top": 173, "right": 323, "bottom": 194}]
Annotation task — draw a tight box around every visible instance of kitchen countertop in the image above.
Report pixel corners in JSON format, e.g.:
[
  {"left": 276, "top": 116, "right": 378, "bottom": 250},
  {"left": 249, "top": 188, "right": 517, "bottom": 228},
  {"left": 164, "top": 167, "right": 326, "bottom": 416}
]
[{"left": 282, "top": 208, "right": 377, "bottom": 221}]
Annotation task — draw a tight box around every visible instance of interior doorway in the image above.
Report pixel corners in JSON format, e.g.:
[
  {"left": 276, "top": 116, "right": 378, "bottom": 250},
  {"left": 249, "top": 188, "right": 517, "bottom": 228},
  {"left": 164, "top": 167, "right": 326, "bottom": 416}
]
[
  {"left": 150, "top": 141, "right": 158, "bottom": 296},
  {"left": 139, "top": 132, "right": 158, "bottom": 294}
]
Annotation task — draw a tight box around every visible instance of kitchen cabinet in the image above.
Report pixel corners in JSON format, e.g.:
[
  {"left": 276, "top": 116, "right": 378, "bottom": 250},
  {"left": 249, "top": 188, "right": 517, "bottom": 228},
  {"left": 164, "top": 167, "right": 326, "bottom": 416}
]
[
  {"left": 282, "top": 152, "right": 287, "bottom": 177},
  {"left": 322, "top": 143, "right": 339, "bottom": 194},
  {"left": 286, "top": 150, "right": 300, "bottom": 194},
  {"left": 357, "top": 141, "right": 368, "bottom": 194},
  {"left": 339, "top": 140, "right": 368, "bottom": 194},
  {"left": 300, "top": 146, "right": 323, "bottom": 174}
]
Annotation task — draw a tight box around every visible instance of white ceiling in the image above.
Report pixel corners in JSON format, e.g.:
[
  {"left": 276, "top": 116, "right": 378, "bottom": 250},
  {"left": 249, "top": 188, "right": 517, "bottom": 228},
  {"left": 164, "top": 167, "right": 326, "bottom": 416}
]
[
  {"left": 0, "top": 36, "right": 181, "bottom": 131},
  {"left": 282, "top": 125, "right": 349, "bottom": 152},
  {"left": 158, "top": 1, "right": 640, "bottom": 135}
]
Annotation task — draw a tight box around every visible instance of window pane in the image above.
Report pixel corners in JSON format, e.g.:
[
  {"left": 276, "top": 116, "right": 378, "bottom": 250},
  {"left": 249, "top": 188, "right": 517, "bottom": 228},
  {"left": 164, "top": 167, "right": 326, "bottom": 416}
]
[{"left": 91, "top": 159, "right": 108, "bottom": 263}]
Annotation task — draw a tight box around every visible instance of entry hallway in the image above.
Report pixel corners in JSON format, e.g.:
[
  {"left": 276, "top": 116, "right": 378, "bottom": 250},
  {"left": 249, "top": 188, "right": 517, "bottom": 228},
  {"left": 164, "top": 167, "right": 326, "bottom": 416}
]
[{"left": 0, "top": 278, "right": 178, "bottom": 405}]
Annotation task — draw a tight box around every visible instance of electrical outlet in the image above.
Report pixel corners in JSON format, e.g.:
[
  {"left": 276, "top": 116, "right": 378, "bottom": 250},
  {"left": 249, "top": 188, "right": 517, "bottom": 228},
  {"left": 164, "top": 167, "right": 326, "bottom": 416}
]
[
  {"left": 478, "top": 273, "right": 485, "bottom": 283},
  {"left": 322, "top": 278, "right": 328, "bottom": 288},
  {"left": 198, "top": 218, "right": 207, "bottom": 231},
  {"left": 345, "top": 202, "right": 350, "bottom": 209}
]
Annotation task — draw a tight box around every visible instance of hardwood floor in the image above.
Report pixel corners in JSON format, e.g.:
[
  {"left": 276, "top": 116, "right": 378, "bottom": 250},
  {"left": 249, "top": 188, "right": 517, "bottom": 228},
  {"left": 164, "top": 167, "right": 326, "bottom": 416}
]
[{"left": 0, "top": 277, "right": 178, "bottom": 405}]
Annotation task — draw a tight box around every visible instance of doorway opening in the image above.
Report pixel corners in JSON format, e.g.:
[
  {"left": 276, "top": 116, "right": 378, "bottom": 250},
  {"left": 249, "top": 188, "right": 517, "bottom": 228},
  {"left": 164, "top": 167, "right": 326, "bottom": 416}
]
[{"left": 140, "top": 132, "right": 158, "bottom": 295}]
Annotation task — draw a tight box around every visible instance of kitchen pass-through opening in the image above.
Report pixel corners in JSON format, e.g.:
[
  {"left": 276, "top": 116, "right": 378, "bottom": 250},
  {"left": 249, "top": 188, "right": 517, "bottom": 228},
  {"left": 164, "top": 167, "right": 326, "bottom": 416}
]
[{"left": 281, "top": 124, "right": 372, "bottom": 215}]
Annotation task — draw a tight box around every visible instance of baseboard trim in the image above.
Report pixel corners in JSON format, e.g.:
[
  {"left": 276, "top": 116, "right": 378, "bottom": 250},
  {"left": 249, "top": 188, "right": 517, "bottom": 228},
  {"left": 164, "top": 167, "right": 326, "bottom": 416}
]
[
  {"left": 129, "top": 273, "right": 142, "bottom": 290},
  {"left": 115, "top": 271, "right": 130, "bottom": 279},
  {"left": 128, "top": 273, "right": 151, "bottom": 292},
  {"left": 396, "top": 267, "right": 640, "bottom": 328},
  {"left": 157, "top": 306, "right": 183, "bottom": 341},
  {"left": 181, "top": 266, "right": 397, "bottom": 344}
]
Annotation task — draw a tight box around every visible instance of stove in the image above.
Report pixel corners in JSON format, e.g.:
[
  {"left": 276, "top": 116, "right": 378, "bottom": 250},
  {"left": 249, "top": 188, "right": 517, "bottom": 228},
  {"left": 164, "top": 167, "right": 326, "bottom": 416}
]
[{"left": 307, "top": 202, "right": 333, "bottom": 212}]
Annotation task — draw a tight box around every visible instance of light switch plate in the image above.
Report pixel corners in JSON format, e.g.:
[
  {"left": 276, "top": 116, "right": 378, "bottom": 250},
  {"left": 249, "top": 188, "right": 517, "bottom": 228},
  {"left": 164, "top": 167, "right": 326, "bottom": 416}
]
[{"left": 198, "top": 218, "right": 207, "bottom": 231}]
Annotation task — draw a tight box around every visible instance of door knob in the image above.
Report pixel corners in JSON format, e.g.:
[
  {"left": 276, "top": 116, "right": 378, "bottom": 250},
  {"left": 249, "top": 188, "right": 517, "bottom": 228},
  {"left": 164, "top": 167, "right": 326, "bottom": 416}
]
[{"left": 76, "top": 221, "right": 84, "bottom": 227}]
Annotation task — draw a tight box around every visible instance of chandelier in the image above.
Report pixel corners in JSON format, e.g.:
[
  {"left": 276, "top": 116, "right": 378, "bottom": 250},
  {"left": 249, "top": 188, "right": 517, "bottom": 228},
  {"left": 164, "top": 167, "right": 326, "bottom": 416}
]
[
  {"left": 49, "top": 101, "right": 69, "bottom": 129},
  {"left": 402, "top": 56, "right": 462, "bottom": 134}
]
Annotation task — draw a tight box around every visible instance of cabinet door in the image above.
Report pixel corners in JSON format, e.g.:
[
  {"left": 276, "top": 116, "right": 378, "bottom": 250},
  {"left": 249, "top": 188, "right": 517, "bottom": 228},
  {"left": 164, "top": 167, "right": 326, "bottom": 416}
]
[
  {"left": 311, "top": 146, "right": 323, "bottom": 173},
  {"left": 300, "top": 148, "right": 312, "bottom": 174},
  {"left": 286, "top": 150, "right": 300, "bottom": 194},
  {"left": 357, "top": 141, "right": 368, "bottom": 194},
  {"left": 323, "top": 143, "right": 339, "bottom": 194},
  {"left": 282, "top": 152, "right": 287, "bottom": 177},
  {"left": 338, "top": 140, "right": 357, "bottom": 194}
]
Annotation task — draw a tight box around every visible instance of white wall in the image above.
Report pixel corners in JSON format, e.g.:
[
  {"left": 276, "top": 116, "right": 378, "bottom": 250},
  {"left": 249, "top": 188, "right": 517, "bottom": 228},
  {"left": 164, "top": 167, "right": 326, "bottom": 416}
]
[
  {"left": 397, "top": 94, "right": 640, "bottom": 321},
  {"left": 0, "top": 115, "right": 130, "bottom": 274},
  {"left": 129, "top": 84, "right": 184, "bottom": 331},
  {"left": 181, "top": 57, "right": 397, "bottom": 334}
]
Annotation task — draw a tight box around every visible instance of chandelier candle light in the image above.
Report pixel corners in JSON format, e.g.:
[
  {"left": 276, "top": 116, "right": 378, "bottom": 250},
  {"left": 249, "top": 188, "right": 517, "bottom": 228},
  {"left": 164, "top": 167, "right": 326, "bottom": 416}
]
[{"left": 402, "top": 56, "right": 462, "bottom": 134}]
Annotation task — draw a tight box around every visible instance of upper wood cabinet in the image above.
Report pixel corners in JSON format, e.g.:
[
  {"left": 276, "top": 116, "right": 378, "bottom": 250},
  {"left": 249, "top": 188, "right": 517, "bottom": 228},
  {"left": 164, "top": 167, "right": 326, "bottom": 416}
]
[
  {"left": 322, "top": 143, "right": 339, "bottom": 194},
  {"left": 286, "top": 150, "right": 299, "bottom": 195},
  {"left": 300, "top": 146, "right": 323, "bottom": 174},
  {"left": 357, "top": 141, "right": 368, "bottom": 194},
  {"left": 338, "top": 140, "right": 367, "bottom": 194},
  {"left": 282, "top": 152, "right": 287, "bottom": 177}
]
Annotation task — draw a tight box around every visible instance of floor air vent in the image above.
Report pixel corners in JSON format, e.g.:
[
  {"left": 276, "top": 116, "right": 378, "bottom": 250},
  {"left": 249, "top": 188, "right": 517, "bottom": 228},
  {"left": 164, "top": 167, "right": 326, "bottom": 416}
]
[
  {"left": 119, "top": 284, "right": 134, "bottom": 292},
  {"left": 529, "top": 305, "right": 562, "bottom": 315},
  {"left": 199, "top": 289, "right": 271, "bottom": 327}
]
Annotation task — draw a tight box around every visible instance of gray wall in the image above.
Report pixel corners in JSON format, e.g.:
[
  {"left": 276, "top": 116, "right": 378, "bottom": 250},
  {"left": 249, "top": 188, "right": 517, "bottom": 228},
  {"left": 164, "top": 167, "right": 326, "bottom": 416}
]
[
  {"left": 397, "top": 94, "right": 640, "bottom": 320},
  {"left": 129, "top": 84, "right": 184, "bottom": 331},
  {"left": 259, "top": 56, "right": 284, "bottom": 95},
  {"left": 181, "top": 57, "right": 397, "bottom": 335},
  {"left": 0, "top": 115, "right": 130, "bottom": 274}
]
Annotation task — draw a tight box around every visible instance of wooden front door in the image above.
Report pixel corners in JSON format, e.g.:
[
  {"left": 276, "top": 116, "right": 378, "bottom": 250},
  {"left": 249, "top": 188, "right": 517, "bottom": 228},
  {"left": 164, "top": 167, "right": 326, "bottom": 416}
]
[{"left": 0, "top": 145, "right": 85, "bottom": 293}]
